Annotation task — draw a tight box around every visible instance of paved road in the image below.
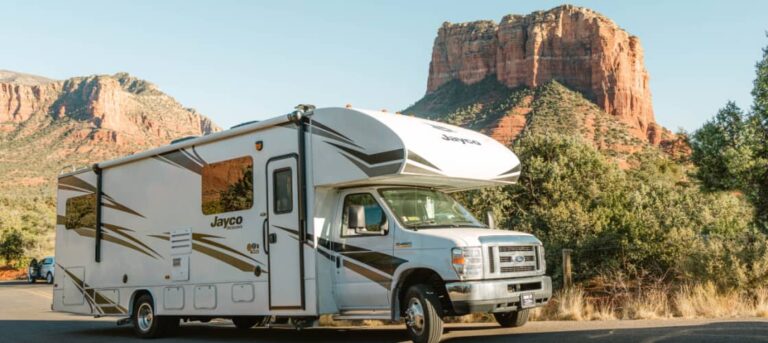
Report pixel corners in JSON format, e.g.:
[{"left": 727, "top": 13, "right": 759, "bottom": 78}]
[{"left": 1, "top": 281, "right": 767, "bottom": 342}]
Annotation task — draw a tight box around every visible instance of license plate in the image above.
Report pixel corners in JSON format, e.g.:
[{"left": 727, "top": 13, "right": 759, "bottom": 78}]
[{"left": 520, "top": 293, "right": 535, "bottom": 308}]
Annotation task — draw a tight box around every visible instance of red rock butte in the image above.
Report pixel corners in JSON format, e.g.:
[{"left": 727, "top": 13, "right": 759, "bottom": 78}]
[
  {"left": 0, "top": 71, "right": 218, "bottom": 146},
  {"left": 427, "top": 5, "right": 660, "bottom": 144}
]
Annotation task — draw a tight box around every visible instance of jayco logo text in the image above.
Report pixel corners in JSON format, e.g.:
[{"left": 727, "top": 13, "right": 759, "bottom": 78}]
[
  {"left": 441, "top": 134, "right": 481, "bottom": 145},
  {"left": 210, "top": 216, "right": 244, "bottom": 230}
]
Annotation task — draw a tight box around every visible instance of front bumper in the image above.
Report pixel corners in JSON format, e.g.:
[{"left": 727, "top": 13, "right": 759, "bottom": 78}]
[{"left": 446, "top": 275, "right": 551, "bottom": 314}]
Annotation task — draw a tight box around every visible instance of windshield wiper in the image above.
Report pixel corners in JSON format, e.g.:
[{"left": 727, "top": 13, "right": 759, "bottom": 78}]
[
  {"left": 409, "top": 222, "right": 487, "bottom": 229},
  {"left": 451, "top": 221, "right": 487, "bottom": 228}
]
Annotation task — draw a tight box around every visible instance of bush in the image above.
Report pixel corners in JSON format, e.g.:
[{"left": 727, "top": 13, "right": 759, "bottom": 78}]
[
  {"left": 0, "top": 229, "right": 25, "bottom": 266},
  {"left": 459, "top": 133, "right": 757, "bottom": 288}
]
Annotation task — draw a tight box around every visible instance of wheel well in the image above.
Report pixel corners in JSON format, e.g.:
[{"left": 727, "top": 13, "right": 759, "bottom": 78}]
[
  {"left": 393, "top": 268, "right": 453, "bottom": 317},
  {"left": 129, "top": 290, "right": 152, "bottom": 315}
]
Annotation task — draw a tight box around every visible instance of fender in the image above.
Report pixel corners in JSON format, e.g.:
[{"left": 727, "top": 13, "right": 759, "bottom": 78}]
[{"left": 389, "top": 263, "right": 456, "bottom": 320}]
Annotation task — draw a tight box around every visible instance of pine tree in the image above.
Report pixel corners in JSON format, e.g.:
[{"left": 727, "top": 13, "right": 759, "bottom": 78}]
[{"left": 753, "top": 37, "right": 768, "bottom": 229}]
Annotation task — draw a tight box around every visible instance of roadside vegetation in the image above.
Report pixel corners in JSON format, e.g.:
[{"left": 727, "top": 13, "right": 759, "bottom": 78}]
[{"left": 451, "top": 39, "right": 768, "bottom": 321}]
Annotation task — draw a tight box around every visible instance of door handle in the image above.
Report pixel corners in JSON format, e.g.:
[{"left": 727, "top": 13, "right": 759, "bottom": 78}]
[
  {"left": 262, "top": 219, "right": 269, "bottom": 255},
  {"left": 336, "top": 256, "right": 341, "bottom": 269},
  {"left": 269, "top": 233, "right": 277, "bottom": 244}
]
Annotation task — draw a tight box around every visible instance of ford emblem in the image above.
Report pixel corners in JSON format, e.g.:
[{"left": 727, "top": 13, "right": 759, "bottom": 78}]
[{"left": 514, "top": 255, "right": 525, "bottom": 263}]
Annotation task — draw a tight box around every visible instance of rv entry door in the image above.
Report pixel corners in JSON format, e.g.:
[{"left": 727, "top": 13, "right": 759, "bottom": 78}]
[{"left": 266, "top": 156, "right": 303, "bottom": 310}]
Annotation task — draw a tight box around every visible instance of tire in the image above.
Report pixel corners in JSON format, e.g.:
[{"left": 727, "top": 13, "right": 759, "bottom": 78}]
[
  {"left": 28, "top": 273, "right": 35, "bottom": 284},
  {"left": 493, "top": 309, "right": 529, "bottom": 328},
  {"left": 403, "top": 284, "right": 444, "bottom": 343},
  {"left": 46, "top": 273, "right": 53, "bottom": 284},
  {"left": 132, "top": 294, "right": 177, "bottom": 338},
  {"left": 232, "top": 316, "right": 261, "bottom": 330}
]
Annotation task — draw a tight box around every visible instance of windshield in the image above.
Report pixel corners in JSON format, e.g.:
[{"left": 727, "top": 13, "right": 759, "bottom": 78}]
[{"left": 378, "top": 188, "right": 486, "bottom": 229}]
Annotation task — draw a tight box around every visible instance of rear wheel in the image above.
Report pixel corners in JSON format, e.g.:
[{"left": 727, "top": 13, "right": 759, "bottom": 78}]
[
  {"left": 404, "top": 284, "right": 444, "bottom": 343},
  {"left": 232, "top": 316, "right": 262, "bottom": 330},
  {"left": 27, "top": 273, "right": 35, "bottom": 283},
  {"left": 132, "top": 294, "right": 178, "bottom": 338},
  {"left": 493, "top": 309, "right": 529, "bottom": 328}
]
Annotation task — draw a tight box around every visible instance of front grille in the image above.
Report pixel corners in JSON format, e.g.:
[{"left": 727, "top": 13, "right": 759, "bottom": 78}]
[
  {"left": 501, "top": 265, "right": 535, "bottom": 273},
  {"left": 500, "top": 256, "right": 534, "bottom": 263},
  {"left": 488, "top": 246, "right": 495, "bottom": 273},
  {"left": 491, "top": 244, "right": 540, "bottom": 276},
  {"left": 499, "top": 246, "right": 533, "bottom": 252}
]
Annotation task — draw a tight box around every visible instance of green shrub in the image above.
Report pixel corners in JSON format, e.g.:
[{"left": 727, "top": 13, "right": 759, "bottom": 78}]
[{"left": 0, "top": 229, "right": 25, "bottom": 266}]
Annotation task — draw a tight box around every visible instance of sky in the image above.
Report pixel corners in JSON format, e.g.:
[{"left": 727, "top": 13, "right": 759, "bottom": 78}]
[{"left": 3, "top": 0, "right": 767, "bottom": 131}]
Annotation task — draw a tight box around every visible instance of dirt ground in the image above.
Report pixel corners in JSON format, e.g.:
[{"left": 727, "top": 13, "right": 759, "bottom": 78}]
[{"left": 0, "top": 266, "right": 25, "bottom": 281}]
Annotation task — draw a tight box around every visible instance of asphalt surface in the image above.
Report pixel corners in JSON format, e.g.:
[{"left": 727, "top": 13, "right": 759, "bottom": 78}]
[{"left": 1, "top": 280, "right": 767, "bottom": 342}]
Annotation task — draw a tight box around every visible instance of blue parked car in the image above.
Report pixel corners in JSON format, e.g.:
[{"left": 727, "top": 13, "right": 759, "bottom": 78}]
[{"left": 27, "top": 256, "right": 55, "bottom": 284}]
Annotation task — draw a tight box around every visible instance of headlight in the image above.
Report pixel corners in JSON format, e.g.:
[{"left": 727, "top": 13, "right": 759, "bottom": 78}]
[{"left": 451, "top": 247, "right": 483, "bottom": 279}]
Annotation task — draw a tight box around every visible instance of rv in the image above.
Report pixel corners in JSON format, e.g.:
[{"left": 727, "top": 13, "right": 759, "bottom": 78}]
[{"left": 53, "top": 105, "right": 551, "bottom": 343}]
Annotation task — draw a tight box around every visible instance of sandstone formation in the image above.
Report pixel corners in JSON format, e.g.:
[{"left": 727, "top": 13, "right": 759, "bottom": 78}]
[
  {"left": 0, "top": 71, "right": 218, "bottom": 146},
  {"left": 427, "top": 5, "right": 656, "bottom": 143},
  {"left": 0, "top": 70, "right": 219, "bottom": 191}
]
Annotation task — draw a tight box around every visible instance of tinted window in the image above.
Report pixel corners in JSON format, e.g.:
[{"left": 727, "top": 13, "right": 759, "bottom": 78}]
[
  {"left": 202, "top": 156, "right": 254, "bottom": 215},
  {"left": 273, "top": 168, "right": 293, "bottom": 214},
  {"left": 65, "top": 194, "right": 97, "bottom": 230},
  {"left": 341, "top": 193, "right": 388, "bottom": 237}
]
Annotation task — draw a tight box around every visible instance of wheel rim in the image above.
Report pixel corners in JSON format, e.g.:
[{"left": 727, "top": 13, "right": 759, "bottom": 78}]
[
  {"left": 47, "top": 274, "right": 52, "bottom": 283},
  {"left": 137, "top": 303, "right": 154, "bottom": 332},
  {"left": 405, "top": 297, "right": 426, "bottom": 336}
]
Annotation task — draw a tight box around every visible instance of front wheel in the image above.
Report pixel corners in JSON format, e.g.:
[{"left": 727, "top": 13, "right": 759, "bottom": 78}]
[
  {"left": 493, "top": 309, "right": 529, "bottom": 328},
  {"left": 45, "top": 273, "right": 53, "bottom": 284},
  {"left": 404, "top": 284, "right": 444, "bottom": 343}
]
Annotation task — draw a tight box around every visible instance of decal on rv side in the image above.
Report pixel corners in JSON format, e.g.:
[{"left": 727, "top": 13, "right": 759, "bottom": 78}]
[
  {"left": 58, "top": 264, "right": 128, "bottom": 315},
  {"left": 58, "top": 176, "right": 145, "bottom": 218},
  {"left": 149, "top": 233, "right": 267, "bottom": 273},
  {"left": 56, "top": 216, "right": 162, "bottom": 260},
  {"left": 273, "top": 226, "right": 408, "bottom": 290}
]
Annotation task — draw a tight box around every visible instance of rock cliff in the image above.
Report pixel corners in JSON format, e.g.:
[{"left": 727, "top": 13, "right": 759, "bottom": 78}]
[
  {"left": 1, "top": 71, "right": 217, "bottom": 144},
  {"left": 426, "top": 5, "right": 657, "bottom": 143},
  {"left": 0, "top": 70, "right": 219, "bottom": 189}
]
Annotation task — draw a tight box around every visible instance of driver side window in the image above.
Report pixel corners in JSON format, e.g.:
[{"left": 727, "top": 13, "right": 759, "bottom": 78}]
[{"left": 341, "top": 193, "right": 388, "bottom": 237}]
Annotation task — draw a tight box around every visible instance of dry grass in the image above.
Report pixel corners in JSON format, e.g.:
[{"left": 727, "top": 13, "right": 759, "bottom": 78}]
[
  {"left": 673, "top": 282, "right": 768, "bottom": 318},
  {"left": 532, "top": 283, "right": 768, "bottom": 321}
]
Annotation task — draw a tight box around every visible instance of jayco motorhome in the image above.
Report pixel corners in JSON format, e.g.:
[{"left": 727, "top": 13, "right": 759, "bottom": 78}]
[{"left": 54, "top": 106, "right": 551, "bottom": 343}]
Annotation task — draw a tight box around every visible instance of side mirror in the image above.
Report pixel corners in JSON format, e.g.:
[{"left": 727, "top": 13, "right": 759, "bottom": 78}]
[
  {"left": 347, "top": 205, "right": 366, "bottom": 230},
  {"left": 486, "top": 211, "right": 496, "bottom": 230}
]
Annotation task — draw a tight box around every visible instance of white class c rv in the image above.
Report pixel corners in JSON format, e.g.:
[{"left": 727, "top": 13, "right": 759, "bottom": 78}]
[{"left": 53, "top": 105, "right": 551, "bottom": 343}]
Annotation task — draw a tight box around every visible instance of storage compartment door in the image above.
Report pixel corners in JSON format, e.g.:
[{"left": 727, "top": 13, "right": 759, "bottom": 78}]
[{"left": 62, "top": 266, "right": 85, "bottom": 305}]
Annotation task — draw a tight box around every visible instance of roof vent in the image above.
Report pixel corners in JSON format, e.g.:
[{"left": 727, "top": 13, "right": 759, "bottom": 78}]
[
  {"left": 171, "top": 136, "right": 198, "bottom": 144},
  {"left": 231, "top": 120, "right": 260, "bottom": 129}
]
